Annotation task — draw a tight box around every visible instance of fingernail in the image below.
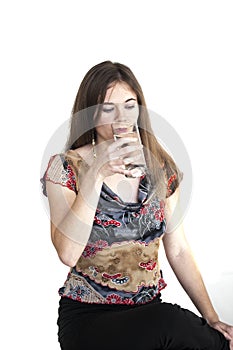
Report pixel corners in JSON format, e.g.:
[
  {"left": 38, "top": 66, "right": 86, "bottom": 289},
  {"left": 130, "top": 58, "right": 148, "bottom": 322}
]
[{"left": 125, "top": 137, "right": 137, "bottom": 141}]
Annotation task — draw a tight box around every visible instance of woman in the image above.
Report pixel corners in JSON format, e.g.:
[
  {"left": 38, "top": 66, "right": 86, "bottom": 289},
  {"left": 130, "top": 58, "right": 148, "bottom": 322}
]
[{"left": 41, "top": 61, "right": 233, "bottom": 349}]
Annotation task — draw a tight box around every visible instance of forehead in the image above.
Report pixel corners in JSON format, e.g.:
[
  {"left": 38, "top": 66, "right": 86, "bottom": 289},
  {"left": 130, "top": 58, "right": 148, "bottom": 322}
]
[{"left": 104, "top": 82, "right": 137, "bottom": 103}]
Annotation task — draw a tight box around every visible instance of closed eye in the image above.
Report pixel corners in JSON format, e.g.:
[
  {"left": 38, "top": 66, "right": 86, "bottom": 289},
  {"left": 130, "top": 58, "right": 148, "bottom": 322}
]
[
  {"left": 102, "top": 107, "right": 115, "bottom": 113},
  {"left": 125, "top": 104, "right": 136, "bottom": 110},
  {"left": 102, "top": 103, "right": 115, "bottom": 113}
]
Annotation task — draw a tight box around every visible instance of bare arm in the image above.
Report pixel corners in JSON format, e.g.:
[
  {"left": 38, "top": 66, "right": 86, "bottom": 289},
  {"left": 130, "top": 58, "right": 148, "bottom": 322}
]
[
  {"left": 46, "top": 167, "right": 104, "bottom": 267},
  {"left": 46, "top": 138, "right": 142, "bottom": 267},
  {"left": 163, "top": 220, "right": 218, "bottom": 322},
  {"left": 163, "top": 188, "right": 233, "bottom": 344}
]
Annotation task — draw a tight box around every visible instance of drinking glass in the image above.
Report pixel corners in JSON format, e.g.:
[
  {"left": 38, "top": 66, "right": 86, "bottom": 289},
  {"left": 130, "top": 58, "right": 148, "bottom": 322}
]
[{"left": 111, "top": 121, "right": 147, "bottom": 178}]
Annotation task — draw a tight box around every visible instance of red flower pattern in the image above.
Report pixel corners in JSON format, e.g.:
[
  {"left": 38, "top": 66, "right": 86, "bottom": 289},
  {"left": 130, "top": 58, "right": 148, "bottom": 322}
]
[
  {"left": 140, "top": 205, "right": 149, "bottom": 215},
  {"left": 102, "top": 273, "right": 122, "bottom": 279},
  {"left": 153, "top": 200, "right": 165, "bottom": 222},
  {"left": 94, "top": 216, "right": 121, "bottom": 227},
  {"left": 158, "top": 278, "right": 167, "bottom": 291},
  {"left": 122, "top": 299, "right": 135, "bottom": 305},
  {"left": 167, "top": 173, "right": 177, "bottom": 194},
  {"left": 66, "top": 164, "right": 76, "bottom": 192},
  {"left": 106, "top": 294, "right": 123, "bottom": 304},
  {"left": 139, "top": 259, "right": 157, "bottom": 271},
  {"left": 154, "top": 209, "right": 164, "bottom": 222},
  {"left": 82, "top": 240, "right": 108, "bottom": 258}
]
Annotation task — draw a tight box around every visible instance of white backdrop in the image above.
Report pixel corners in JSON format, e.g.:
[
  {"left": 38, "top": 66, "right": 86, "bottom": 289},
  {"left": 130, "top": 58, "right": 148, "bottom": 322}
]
[{"left": 1, "top": 1, "right": 232, "bottom": 349}]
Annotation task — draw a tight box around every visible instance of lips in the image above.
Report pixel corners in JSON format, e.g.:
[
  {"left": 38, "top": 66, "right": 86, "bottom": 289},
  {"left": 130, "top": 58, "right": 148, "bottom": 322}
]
[{"left": 116, "top": 128, "right": 128, "bottom": 133}]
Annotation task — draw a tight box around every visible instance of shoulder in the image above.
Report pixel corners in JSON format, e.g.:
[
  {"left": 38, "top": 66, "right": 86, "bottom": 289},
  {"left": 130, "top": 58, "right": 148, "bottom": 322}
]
[
  {"left": 41, "top": 145, "right": 93, "bottom": 197},
  {"left": 163, "top": 164, "right": 183, "bottom": 198},
  {"left": 41, "top": 152, "right": 77, "bottom": 197}
]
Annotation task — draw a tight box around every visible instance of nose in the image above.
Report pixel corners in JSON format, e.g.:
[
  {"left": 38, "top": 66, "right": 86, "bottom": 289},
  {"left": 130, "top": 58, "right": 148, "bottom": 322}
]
[{"left": 114, "top": 104, "right": 127, "bottom": 122}]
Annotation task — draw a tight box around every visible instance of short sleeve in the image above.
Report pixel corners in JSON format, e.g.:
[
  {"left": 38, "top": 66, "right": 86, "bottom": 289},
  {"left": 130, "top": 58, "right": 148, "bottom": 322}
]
[
  {"left": 40, "top": 154, "right": 77, "bottom": 197},
  {"left": 166, "top": 173, "right": 178, "bottom": 197},
  {"left": 164, "top": 164, "right": 183, "bottom": 198}
]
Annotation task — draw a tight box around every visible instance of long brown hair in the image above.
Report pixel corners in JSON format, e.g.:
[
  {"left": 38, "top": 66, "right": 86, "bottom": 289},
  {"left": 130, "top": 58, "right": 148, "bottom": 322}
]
[{"left": 65, "top": 61, "right": 182, "bottom": 201}]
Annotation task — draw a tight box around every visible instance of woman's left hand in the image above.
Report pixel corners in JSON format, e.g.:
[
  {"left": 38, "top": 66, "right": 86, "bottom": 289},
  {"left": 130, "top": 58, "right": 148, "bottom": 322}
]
[{"left": 210, "top": 321, "right": 233, "bottom": 349}]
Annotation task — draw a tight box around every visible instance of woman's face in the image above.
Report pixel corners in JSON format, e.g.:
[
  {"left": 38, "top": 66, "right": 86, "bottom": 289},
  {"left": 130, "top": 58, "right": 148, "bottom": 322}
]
[{"left": 94, "top": 82, "right": 139, "bottom": 144}]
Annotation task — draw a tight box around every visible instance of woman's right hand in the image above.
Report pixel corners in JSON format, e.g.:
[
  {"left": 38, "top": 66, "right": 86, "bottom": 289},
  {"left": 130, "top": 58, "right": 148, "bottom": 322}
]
[{"left": 91, "top": 138, "right": 143, "bottom": 180}]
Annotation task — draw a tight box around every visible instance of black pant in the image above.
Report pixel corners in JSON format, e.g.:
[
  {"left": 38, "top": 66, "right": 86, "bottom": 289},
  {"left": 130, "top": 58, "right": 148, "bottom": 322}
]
[{"left": 57, "top": 296, "right": 230, "bottom": 350}]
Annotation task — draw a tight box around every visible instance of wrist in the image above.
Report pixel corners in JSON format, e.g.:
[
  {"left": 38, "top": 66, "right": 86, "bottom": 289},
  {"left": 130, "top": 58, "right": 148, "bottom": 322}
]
[{"left": 203, "top": 311, "right": 219, "bottom": 325}]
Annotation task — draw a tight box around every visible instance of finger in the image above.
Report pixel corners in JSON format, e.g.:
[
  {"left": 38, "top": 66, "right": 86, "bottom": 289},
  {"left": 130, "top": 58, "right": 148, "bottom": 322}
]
[
  {"left": 212, "top": 324, "right": 232, "bottom": 341},
  {"left": 117, "top": 144, "right": 143, "bottom": 157},
  {"left": 220, "top": 330, "right": 232, "bottom": 341},
  {"left": 108, "top": 145, "right": 143, "bottom": 162},
  {"left": 226, "top": 325, "right": 233, "bottom": 338},
  {"left": 218, "top": 323, "right": 233, "bottom": 339},
  {"left": 108, "top": 156, "right": 126, "bottom": 168},
  {"left": 123, "top": 151, "right": 144, "bottom": 164},
  {"left": 108, "top": 137, "right": 138, "bottom": 152},
  {"left": 111, "top": 164, "right": 126, "bottom": 175},
  {"left": 109, "top": 158, "right": 125, "bottom": 167},
  {"left": 115, "top": 137, "right": 138, "bottom": 146}
]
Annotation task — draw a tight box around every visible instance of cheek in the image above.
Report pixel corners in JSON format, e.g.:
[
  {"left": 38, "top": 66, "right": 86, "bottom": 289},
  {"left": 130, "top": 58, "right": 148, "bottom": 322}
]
[
  {"left": 95, "top": 124, "right": 113, "bottom": 139},
  {"left": 126, "top": 106, "right": 139, "bottom": 122}
]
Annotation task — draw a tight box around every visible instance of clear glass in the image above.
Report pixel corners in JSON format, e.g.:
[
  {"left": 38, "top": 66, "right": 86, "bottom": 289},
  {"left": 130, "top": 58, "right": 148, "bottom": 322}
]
[{"left": 111, "top": 121, "right": 147, "bottom": 178}]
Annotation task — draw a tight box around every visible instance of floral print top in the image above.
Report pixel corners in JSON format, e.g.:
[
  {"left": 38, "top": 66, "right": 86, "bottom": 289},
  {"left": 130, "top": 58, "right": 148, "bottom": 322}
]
[{"left": 41, "top": 152, "right": 177, "bottom": 305}]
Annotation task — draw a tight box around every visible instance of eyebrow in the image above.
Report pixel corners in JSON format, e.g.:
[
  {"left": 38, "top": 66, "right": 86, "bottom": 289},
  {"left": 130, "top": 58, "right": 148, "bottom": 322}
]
[
  {"left": 103, "top": 98, "right": 137, "bottom": 105},
  {"left": 125, "top": 98, "right": 136, "bottom": 103}
]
